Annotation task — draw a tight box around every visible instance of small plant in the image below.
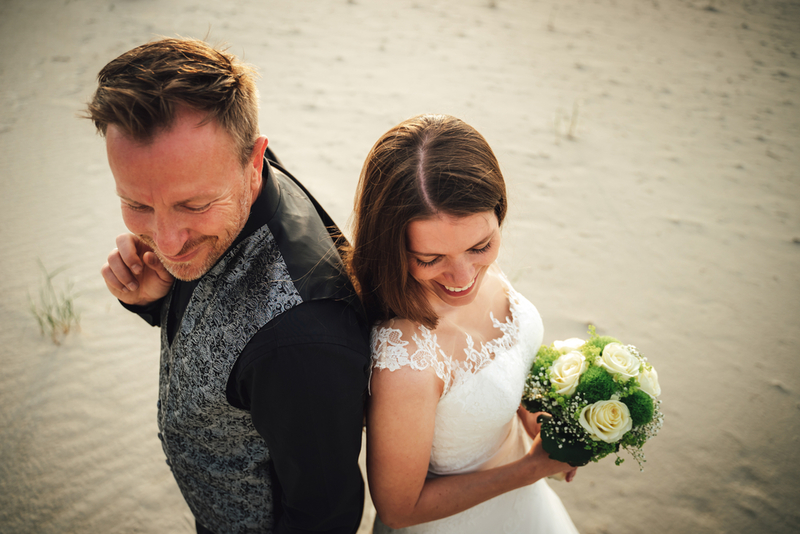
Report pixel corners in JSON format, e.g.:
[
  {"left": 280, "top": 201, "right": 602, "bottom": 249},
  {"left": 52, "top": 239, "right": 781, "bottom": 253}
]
[
  {"left": 554, "top": 99, "right": 581, "bottom": 143},
  {"left": 29, "top": 260, "right": 80, "bottom": 345}
]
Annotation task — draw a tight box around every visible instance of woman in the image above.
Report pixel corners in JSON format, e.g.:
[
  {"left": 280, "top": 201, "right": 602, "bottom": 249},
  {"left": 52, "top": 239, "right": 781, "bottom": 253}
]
[{"left": 347, "top": 114, "right": 579, "bottom": 533}]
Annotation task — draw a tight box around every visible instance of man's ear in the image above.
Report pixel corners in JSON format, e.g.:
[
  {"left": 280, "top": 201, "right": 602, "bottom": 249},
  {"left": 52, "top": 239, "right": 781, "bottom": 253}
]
[{"left": 248, "top": 136, "right": 269, "bottom": 200}]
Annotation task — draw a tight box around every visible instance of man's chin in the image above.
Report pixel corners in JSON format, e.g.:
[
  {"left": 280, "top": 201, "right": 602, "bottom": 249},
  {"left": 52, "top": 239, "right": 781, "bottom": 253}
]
[
  {"left": 157, "top": 251, "right": 216, "bottom": 281},
  {"left": 162, "top": 260, "right": 211, "bottom": 282},
  {"left": 150, "top": 240, "right": 221, "bottom": 281}
]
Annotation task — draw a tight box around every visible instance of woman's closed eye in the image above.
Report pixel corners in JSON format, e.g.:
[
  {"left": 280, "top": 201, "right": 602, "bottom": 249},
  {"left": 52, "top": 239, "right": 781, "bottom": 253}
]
[
  {"left": 414, "top": 256, "right": 441, "bottom": 268},
  {"left": 413, "top": 241, "right": 493, "bottom": 268},
  {"left": 470, "top": 241, "right": 493, "bottom": 255}
]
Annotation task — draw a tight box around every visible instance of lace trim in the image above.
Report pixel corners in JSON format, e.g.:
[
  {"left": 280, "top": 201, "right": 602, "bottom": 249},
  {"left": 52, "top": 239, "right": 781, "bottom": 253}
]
[{"left": 371, "top": 288, "right": 522, "bottom": 398}]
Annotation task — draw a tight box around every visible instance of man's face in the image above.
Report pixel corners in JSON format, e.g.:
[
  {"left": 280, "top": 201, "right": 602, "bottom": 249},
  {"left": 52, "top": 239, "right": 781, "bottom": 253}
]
[{"left": 106, "top": 109, "right": 263, "bottom": 281}]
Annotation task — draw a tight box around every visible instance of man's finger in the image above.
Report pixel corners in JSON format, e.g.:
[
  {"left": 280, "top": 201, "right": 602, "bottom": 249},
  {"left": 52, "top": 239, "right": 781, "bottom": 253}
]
[
  {"left": 106, "top": 248, "right": 139, "bottom": 292},
  {"left": 143, "top": 251, "right": 175, "bottom": 284},
  {"left": 115, "top": 233, "right": 144, "bottom": 275},
  {"left": 100, "top": 261, "right": 129, "bottom": 295}
]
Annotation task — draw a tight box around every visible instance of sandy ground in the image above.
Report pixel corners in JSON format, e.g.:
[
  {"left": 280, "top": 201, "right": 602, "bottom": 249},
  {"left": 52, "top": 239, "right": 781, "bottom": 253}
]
[{"left": 1, "top": 0, "right": 798, "bottom": 532}]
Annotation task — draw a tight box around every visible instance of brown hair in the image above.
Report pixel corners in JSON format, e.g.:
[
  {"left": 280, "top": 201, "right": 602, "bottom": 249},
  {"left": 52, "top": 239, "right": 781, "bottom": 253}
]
[
  {"left": 347, "top": 114, "right": 507, "bottom": 329},
  {"left": 86, "top": 37, "right": 259, "bottom": 166}
]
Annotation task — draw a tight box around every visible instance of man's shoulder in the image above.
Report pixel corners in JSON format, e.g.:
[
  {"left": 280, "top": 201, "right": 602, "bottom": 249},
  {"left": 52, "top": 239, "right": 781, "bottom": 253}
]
[
  {"left": 227, "top": 297, "right": 370, "bottom": 417},
  {"left": 257, "top": 163, "right": 353, "bottom": 305},
  {"left": 228, "top": 298, "right": 370, "bottom": 406},
  {"left": 260, "top": 298, "right": 369, "bottom": 349}
]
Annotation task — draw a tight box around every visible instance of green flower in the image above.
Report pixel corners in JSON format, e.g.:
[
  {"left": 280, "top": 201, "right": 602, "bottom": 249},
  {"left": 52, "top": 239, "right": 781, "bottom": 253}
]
[
  {"left": 575, "top": 365, "right": 616, "bottom": 403},
  {"left": 531, "top": 345, "right": 560, "bottom": 379},
  {"left": 621, "top": 389, "right": 655, "bottom": 426},
  {"left": 582, "top": 325, "right": 620, "bottom": 354}
]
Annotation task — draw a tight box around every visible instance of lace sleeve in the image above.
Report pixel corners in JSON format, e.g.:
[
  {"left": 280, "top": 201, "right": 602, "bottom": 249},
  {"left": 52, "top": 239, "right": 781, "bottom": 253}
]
[{"left": 370, "top": 324, "right": 455, "bottom": 397}]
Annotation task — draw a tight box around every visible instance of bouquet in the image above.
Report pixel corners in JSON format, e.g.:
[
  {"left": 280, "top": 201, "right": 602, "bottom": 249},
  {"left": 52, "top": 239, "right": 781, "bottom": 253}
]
[{"left": 522, "top": 326, "right": 663, "bottom": 469}]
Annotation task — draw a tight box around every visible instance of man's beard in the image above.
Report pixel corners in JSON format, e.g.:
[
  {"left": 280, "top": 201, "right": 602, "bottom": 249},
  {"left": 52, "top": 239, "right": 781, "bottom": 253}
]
[
  {"left": 140, "top": 234, "right": 221, "bottom": 281},
  {"left": 140, "top": 186, "right": 251, "bottom": 281}
]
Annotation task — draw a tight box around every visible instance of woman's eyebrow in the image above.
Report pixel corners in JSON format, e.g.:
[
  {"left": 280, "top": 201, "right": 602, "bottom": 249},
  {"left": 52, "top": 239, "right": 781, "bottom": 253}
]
[{"left": 407, "top": 230, "right": 495, "bottom": 256}]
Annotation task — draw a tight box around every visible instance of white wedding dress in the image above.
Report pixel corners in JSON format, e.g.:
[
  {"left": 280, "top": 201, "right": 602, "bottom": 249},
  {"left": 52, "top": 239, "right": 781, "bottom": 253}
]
[{"left": 370, "top": 283, "right": 579, "bottom": 534}]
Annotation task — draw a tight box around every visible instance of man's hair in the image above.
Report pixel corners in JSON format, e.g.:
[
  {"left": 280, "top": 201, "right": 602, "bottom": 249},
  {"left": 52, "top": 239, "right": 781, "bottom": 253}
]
[
  {"left": 346, "top": 114, "right": 507, "bottom": 329},
  {"left": 86, "top": 37, "right": 259, "bottom": 165}
]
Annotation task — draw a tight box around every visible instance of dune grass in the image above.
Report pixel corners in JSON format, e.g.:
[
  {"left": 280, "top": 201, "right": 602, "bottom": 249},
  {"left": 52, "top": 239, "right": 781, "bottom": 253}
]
[{"left": 29, "top": 260, "right": 80, "bottom": 345}]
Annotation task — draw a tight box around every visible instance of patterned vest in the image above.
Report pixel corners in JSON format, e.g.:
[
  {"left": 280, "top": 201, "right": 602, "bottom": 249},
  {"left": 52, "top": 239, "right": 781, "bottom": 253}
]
[{"left": 157, "top": 223, "right": 302, "bottom": 533}]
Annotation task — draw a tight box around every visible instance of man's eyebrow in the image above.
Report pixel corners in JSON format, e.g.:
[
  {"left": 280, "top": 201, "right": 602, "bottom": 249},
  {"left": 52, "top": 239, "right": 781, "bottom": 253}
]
[
  {"left": 116, "top": 193, "right": 141, "bottom": 204},
  {"left": 116, "top": 193, "right": 214, "bottom": 205}
]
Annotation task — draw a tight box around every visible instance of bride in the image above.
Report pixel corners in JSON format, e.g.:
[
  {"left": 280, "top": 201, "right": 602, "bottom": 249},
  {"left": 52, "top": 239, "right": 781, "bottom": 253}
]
[{"left": 346, "top": 114, "right": 580, "bottom": 533}]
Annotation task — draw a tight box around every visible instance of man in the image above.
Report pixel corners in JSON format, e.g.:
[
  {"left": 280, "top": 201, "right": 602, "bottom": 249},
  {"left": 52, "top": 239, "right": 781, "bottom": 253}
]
[{"left": 88, "top": 38, "right": 370, "bottom": 534}]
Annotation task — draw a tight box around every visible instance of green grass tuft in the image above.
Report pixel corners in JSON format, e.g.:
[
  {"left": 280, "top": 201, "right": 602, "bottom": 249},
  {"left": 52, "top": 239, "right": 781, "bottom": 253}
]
[{"left": 29, "top": 260, "right": 80, "bottom": 345}]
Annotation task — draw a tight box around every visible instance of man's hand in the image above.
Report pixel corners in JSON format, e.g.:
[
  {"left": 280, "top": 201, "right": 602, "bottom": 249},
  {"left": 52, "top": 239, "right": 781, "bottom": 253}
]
[{"left": 101, "top": 233, "right": 174, "bottom": 306}]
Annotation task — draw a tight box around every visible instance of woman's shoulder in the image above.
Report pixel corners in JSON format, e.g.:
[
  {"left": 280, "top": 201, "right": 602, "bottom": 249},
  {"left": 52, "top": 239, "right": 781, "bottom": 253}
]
[
  {"left": 372, "top": 316, "right": 421, "bottom": 337},
  {"left": 371, "top": 317, "right": 436, "bottom": 360},
  {"left": 370, "top": 317, "right": 453, "bottom": 390}
]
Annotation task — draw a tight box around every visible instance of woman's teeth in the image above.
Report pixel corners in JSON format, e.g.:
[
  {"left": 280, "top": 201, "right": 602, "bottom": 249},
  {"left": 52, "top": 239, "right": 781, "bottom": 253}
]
[{"left": 445, "top": 278, "right": 475, "bottom": 292}]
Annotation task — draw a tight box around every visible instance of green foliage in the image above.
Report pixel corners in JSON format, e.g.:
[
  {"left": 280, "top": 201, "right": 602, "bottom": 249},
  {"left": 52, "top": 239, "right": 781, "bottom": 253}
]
[
  {"left": 29, "top": 260, "right": 80, "bottom": 345},
  {"left": 579, "top": 343, "right": 602, "bottom": 361},
  {"left": 575, "top": 365, "right": 616, "bottom": 403},
  {"left": 590, "top": 440, "right": 618, "bottom": 462},
  {"left": 622, "top": 389, "right": 655, "bottom": 426},
  {"left": 620, "top": 426, "right": 649, "bottom": 449},
  {"left": 583, "top": 335, "right": 619, "bottom": 352},
  {"left": 583, "top": 325, "right": 620, "bottom": 354},
  {"left": 531, "top": 345, "right": 560, "bottom": 377}
]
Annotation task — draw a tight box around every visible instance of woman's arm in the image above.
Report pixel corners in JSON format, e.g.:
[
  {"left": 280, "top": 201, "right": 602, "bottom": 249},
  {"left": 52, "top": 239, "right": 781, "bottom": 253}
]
[{"left": 368, "top": 367, "right": 573, "bottom": 529}]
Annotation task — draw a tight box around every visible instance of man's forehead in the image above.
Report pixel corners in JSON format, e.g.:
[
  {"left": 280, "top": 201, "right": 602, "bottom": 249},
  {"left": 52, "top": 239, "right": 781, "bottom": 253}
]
[{"left": 107, "top": 114, "right": 235, "bottom": 161}]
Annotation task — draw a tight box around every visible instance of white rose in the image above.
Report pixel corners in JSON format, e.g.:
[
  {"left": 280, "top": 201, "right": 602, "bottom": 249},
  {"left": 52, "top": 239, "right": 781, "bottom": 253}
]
[
  {"left": 638, "top": 365, "right": 661, "bottom": 398},
  {"left": 553, "top": 338, "right": 585, "bottom": 354},
  {"left": 579, "top": 400, "right": 633, "bottom": 443},
  {"left": 549, "top": 351, "right": 588, "bottom": 396},
  {"left": 597, "top": 343, "right": 641, "bottom": 380}
]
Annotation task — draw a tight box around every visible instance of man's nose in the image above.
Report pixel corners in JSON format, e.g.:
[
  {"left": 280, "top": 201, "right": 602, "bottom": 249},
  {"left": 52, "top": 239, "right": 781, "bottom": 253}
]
[{"left": 152, "top": 211, "right": 188, "bottom": 257}]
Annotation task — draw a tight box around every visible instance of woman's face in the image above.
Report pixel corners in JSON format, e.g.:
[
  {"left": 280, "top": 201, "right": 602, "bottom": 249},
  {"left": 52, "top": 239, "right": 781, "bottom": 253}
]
[{"left": 406, "top": 211, "right": 501, "bottom": 309}]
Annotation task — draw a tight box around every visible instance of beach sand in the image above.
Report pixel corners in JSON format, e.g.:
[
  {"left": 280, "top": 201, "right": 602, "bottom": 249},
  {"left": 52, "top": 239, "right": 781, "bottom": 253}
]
[{"left": 1, "top": 0, "right": 798, "bottom": 532}]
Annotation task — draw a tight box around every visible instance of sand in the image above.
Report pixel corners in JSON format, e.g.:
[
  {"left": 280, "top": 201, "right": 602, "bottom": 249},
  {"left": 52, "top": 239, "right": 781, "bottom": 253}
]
[{"left": 1, "top": 0, "right": 798, "bottom": 532}]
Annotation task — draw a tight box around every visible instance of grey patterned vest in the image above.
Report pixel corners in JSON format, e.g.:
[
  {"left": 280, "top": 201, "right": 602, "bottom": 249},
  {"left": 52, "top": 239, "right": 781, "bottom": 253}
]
[{"left": 157, "top": 224, "right": 302, "bottom": 533}]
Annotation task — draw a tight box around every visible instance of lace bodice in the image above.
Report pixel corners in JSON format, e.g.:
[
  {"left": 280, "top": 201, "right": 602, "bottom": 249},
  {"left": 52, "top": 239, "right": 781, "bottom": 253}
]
[{"left": 370, "top": 285, "right": 544, "bottom": 475}]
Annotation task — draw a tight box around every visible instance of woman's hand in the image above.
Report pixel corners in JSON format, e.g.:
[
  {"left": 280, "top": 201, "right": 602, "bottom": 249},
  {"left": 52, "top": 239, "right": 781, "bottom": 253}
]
[
  {"left": 518, "top": 406, "right": 578, "bottom": 483},
  {"left": 564, "top": 467, "right": 578, "bottom": 483},
  {"left": 517, "top": 405, "right": 544, "bottom": 440},
  {"left": 525, "top": 433, "right": 579, "bottom": 482}
]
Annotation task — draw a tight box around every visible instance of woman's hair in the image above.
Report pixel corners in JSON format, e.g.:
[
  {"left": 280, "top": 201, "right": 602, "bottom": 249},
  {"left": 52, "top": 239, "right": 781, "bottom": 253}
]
[
  {"left": 86, "top": 37, "right": 260, "bottom": 166},
  {"left": 347, "top": 114, "right": 507, "bottom": 329}
]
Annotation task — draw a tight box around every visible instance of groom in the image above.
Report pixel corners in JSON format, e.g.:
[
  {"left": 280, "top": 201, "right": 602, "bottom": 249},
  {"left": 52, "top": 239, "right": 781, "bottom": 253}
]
[{"left": 88, "top": 38, "right": 370, "bottom": 533}]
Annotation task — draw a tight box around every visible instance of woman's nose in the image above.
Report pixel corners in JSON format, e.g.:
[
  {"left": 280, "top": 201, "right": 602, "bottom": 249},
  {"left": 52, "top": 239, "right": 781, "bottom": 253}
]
[{"left": 446, "top": 259, "right": 475, "bottom": 288}]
